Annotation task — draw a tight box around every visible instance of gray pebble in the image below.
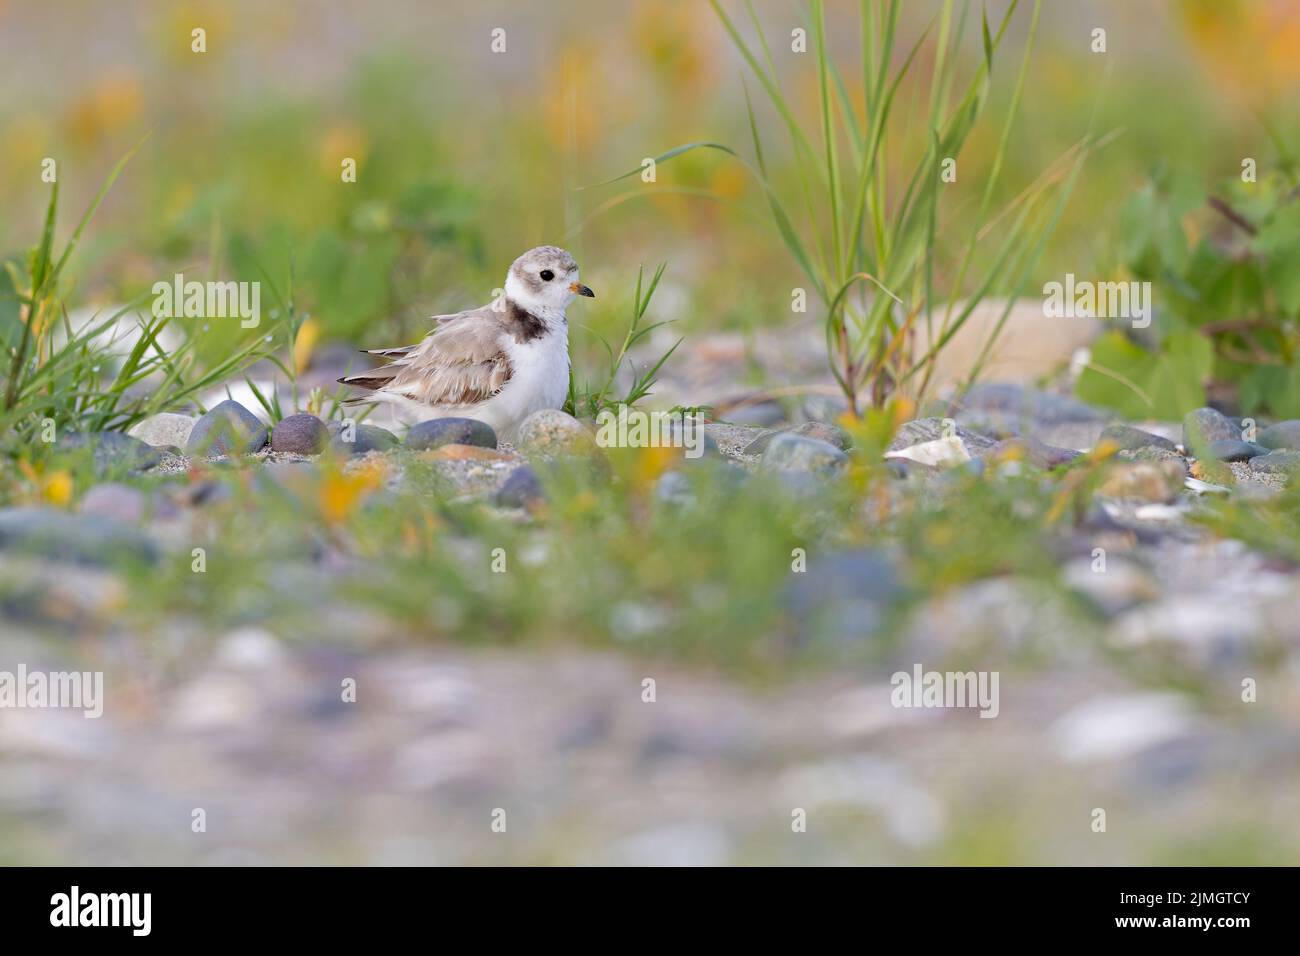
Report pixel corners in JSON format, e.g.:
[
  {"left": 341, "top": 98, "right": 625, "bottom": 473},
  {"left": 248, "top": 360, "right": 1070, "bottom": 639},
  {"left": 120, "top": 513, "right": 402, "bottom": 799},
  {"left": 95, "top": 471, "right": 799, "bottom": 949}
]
[
  {"left": 271, "top": 414, "right": 329, "bottom": 455},
  {"left": 1205, "top": 439, "right": 1266, "bottom": 462},
  {"left": 1258, "top": 420, "right": 1300, "bottom": 451},
  {"left": 761, "top": 433, "right": 848, "bottom": 474},
  {"left": 59, "top": 431, "right": 161, "bottom": 474},
  {"left": 407, "top": 417, "right": 497, "bottom": 451},
  {"left": 1251, "top": 450, "right": 1300, "bottom": 476},
  {"left": 186, "top": 400, "right": 268, "bottom": 456},
  {"left": 328, "top": 422, "right": 399, "bottom": 455},
  {"left": 1183, "top": 407, "right": 1239, "bottom": 450},
  {"left": 1099, "top": 424, "right": 1177, "bottom": 453},
  {"left": 494, "top": 466, "right": 545, "bottom": 509},
  {"left": 0, "top": 506, "right": 157, "bottom": 566}
]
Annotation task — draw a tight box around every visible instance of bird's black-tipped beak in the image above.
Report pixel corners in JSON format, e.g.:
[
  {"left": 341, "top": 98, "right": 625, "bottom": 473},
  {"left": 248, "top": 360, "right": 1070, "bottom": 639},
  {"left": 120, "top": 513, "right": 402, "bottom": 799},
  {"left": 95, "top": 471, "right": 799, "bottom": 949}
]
[{"left": 570, "top": 282, "right": 595, "bottom": 298}]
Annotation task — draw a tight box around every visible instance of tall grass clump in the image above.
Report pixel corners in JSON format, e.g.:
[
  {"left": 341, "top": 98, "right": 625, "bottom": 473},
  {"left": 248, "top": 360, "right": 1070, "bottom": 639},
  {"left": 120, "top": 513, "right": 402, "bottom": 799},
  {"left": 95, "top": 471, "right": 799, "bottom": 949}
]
[
  {"left": 566, "top": 262, "right": 680, "bottom": 419},
  {"left": 596, "top": 0, "right": 1100, "bottom": 415},
  {"left": 0, "top": 143, "right": 275, "bottom": 451}
]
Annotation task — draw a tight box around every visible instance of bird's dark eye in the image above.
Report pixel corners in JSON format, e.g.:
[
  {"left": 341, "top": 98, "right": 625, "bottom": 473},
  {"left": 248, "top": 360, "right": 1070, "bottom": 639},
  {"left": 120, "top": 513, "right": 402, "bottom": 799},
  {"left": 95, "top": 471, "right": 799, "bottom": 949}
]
[{"left": 540, "top": 269, "right": 554, "bottom": 281}]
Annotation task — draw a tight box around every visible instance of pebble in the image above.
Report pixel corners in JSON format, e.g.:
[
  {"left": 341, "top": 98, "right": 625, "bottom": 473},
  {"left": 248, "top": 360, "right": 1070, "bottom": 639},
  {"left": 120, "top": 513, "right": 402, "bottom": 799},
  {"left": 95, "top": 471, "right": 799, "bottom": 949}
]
[
  {"left": 59, "top": 431, "right": 161, "bottom": 474},
  {"left": 0, "top": 556, "right": 127, "bottom": 626},
  {"left": 79, "top": 483, "right": 147, "bottom": 524},
  {"left": 1096, "top": 460, "right": 1185, "bottom": 503},
  {"left": 1205, "top": 439, "right": 1266, "bottom": 462},
  {"left": 185, "top": 400, "right": 268, "bottom": 456},
  {"left": 783, "top": 549, "right": 901, "bottom": 646},
  {"left": 327, "top": 422, "right": 399, "bottom": 456},
  {"left": 885, "top": 459, "right": 915, "bottom": 479},
  {"left": 1112, "top": 597, "right": 1264, "bottom": 666},
  {"left": 654, "top": 470, "right": 695, "bottom": 507},
  {"left": 513, "top": 409, "right": 595, "bottom": 459},
  {"left": 889, "top": 417, "right": 997, "bottom": 456},
  {"left": 1251, "top": 450, "right": 1300, "bottom": 476},
  {"left": 1098, "top": 424, "right": 1177, "bottom": 453},
  {"left": 985, "top": 436, "right": 1081, "bottom": 469},
  {"left": 1061, "top": 556, "right": 1158, "bottom": 616},
  {"left": 949, "top": 383, "right": 1107, "bottom": 440},
  {"left": 722, "top": 400, "right": 786, "bottom": 427},
  {"left": 493, "top": 466, "right": 545, "bottom": 509},
  {"left": 406, "top": 417, "right": 497, "bottom": 451},
  {"left": 0, "top": 507, "right": 157, "bottom": 566},
  {"left": 1188, "top": 458, "right": 1233, "bottom": 485},
  {"left": 1118, "top": 445, "right": 1189, "bottom": 477},
  {"left": 270, "top": 414, "right": 329, "bottom": 455},
  {"left": 418, "top": 444, "right": 513, "bottom": 463},
  {"left": 760, "top": 433, "right": 848, "bottom": 474},
  {"left": 610, "top": 823, "right": 732, "bottom": 867},
  {"left": 743, "top": 421, "right": 851, "bottom": 455},
  {"left": 1052, "top": 693, "right": 1195, "bottom": 762},
  {"left": 800, "top": 394, "right": 849, "bottom": 424},
  {"left": 675, "top": 429, "right": 723, "bottom": 459},
  {"left": 1258, "top": 420, "right": 1300, "bottom": 451},
  {"left": 214, "top": 627, "right": 289, "bottom": 670},
  {"left": 128, "top": 412, "right": 198, "bottom": 449},
  {"left": 1183, "top": 406, "right": 1239, "bottom": 450}
]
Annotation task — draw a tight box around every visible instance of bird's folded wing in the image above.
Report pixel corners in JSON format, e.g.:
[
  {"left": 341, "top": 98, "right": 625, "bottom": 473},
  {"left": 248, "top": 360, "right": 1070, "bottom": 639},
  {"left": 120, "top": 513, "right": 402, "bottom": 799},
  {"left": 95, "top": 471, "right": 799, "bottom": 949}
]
[{"left": 340, "top": 312, "right": 512, "bottom": 406}]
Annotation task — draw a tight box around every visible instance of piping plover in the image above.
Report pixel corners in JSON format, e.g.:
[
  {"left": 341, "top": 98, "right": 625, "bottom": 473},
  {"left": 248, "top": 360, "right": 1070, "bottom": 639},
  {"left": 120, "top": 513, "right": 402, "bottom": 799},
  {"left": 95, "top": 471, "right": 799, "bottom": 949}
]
[{"left": 339, "top": 245, "right": 593, "bottom": 438}]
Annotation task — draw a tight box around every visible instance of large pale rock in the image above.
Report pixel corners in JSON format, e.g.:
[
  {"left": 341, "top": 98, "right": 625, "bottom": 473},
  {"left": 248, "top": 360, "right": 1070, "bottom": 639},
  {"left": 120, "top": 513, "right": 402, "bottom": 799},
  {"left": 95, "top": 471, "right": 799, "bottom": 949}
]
[
  {"left": 514, "top": 410, "right": 596, "bottom": 460},
  {"left": 129, "top": 413, "right": 198, "bottom": 449}
]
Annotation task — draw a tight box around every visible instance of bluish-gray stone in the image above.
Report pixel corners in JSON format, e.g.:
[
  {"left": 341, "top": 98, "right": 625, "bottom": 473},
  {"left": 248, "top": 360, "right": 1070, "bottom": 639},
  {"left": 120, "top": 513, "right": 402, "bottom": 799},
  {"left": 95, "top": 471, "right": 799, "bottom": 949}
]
[
  {"left": 723, "top": 400, "right": 786, "bottom": 427},
  {"left": 744, "top": 421, "right": 851, "bottom": 455},
  {"left": 783, "top": 549, "right": 903, "bottom": 646},
  {"left": 760, "top": 433, "right": 848, "bottom": 474},
  {"left": 59, "top": 431, "right": 161, "bottom": 474},
  {"left": 494, "top": 466, "right": 544, "bottom": 509},
  {"left": 1205, "top": 439, "right": 1266, "bottom": 462},
  {"left": 654, "top": 470, "right": 695, "bottom": 507},
  {"left": 186, "top": 400, "right": 268, "bottom": 457},
  {"left": 328, "top": 422, "right": 399, "bottom": 456},
  {"left": 1183, "top": 407, "right": 1238, "bottom": 450},
  {"left": 79, "top": 483, "right": 148, "bottom": 523},
  {"left": 952, "top": 383, "right": 1107, "bottom": 439},
  {"left": 1251, "top": 450, "right": 1300, "bottom": 476},
  {"left": 0, "top": 506, "right": 157, "bottom": 565},
  {"left": 1258, "top": 420, "right": 1300, "bottom": 451},
  {"left": 1099, "top": 424, "right": 1177, "bottom": 453},
  {"left": 406, "top": 417, "right": 498, "bottom": 451}
]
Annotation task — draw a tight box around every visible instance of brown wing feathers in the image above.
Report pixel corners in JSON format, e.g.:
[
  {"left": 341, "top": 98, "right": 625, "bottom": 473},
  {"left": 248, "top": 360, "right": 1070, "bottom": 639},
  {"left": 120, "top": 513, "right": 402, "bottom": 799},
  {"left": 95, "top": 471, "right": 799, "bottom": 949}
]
[{"left": 339, "top": 308, "right": 514, "bottom": 407}]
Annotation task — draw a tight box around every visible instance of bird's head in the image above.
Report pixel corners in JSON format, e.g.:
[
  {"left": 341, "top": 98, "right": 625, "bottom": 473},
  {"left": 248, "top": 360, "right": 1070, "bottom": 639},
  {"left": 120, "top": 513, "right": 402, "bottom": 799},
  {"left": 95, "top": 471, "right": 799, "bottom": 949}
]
[{"left": 505, "top": 245, "right": 594, "bottom": 315}]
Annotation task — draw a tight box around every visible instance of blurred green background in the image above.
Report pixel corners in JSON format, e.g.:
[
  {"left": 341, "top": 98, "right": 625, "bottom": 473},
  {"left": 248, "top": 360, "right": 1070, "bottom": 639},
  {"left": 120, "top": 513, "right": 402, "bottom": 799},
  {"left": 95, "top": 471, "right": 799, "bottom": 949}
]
[{"left": 1, "top": 0, "right": 1297, "bottom": 388}]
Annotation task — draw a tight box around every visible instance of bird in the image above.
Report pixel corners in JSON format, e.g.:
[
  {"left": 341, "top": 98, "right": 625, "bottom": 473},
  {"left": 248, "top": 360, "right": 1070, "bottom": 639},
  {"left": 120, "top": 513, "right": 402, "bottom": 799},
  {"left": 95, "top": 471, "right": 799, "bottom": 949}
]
[{"left": 338, "top": 246, "right": 593, "bottom": 438}]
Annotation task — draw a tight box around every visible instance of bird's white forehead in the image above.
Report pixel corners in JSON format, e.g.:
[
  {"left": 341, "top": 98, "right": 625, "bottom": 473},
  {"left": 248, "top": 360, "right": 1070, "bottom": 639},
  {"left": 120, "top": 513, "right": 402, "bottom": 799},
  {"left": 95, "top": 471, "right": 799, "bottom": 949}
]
[{"left": 512, "top": 245, "right": 578, "bottom": 273}]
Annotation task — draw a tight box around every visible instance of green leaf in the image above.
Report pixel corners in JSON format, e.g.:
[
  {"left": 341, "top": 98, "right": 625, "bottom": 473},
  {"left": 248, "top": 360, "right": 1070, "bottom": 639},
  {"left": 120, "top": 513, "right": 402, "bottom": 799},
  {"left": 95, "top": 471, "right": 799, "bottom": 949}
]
[
  {"left": 1118, "top": 182, "right": 1193, "bottom": 279},
  {"left": 1253, "top": 202, "right": 1300, "bottom": 315},
  {"left": 1076, "top": 330, "right": 1211, "bottom": 419},
  {"left": 1238, "top": 364, "right": 1300, "bottom": 417}
]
